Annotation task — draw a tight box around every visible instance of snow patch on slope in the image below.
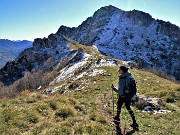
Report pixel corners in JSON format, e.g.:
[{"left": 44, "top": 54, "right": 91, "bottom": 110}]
[
  {"left": 49, "top": 53, "right": 91, "bottom": 85},
  {"left": 50, "top": 60, "right": 88, "bottom": 85},
  {"left": 50, "top": 54, "right": 117, "bottom": 85}
]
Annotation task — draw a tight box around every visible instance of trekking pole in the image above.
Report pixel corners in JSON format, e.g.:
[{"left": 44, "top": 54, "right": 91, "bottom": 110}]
[
  {"left": 112, "top": 89, "right": 114, "bottom": 117},
  {"left": 111, "top": 89, "right": 115, "bottom": 135},
  {"left": 111, "top": 73, "right": 117, "bottom": 117},
  {"left": 111, "top": 73, "right": 118, "bottom": 135},
  {"left": 123, "top": 108, "right": 127, "bottom": 135}
]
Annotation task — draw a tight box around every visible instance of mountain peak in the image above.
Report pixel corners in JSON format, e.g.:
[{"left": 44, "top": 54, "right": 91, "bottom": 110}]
[
  {"left": 126, "top": 9, "right": 154, "bottom": 26},
  {"left": 93, "top": 5, "right": 121, "bottom": 18}
]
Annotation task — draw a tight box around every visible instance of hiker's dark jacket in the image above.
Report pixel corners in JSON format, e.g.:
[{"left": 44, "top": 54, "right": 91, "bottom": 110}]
[{"left": 112, "top": 72, "right": 132, "bottom": 96}]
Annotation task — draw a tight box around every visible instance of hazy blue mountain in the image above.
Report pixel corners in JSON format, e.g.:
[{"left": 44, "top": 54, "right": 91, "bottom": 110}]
[{"left": 0, "top": 39, "right": 32, "bottom": 68}]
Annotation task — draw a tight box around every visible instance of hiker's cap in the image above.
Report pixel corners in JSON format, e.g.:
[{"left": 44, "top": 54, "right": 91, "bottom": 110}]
[{"left": 119, "top": 66, "right": 129, "bottom": 72}]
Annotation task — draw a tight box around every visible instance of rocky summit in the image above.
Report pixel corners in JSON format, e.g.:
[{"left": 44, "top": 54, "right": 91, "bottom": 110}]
[{"left": 0, "top": 5, "right": 179, "bottom": 85}]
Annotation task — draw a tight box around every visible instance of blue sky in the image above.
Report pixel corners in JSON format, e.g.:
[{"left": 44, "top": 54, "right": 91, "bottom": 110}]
[{"left": 0, "top": 0, "right": 179, "bottom": 41}]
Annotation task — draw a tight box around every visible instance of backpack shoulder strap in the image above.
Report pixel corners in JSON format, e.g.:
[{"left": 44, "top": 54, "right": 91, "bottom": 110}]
[
  {"left": 125, "top": 76, "right": 132, "bottom": 86},
  {"left": 119, "top": 76, "right": 127, "bottom": 79}
]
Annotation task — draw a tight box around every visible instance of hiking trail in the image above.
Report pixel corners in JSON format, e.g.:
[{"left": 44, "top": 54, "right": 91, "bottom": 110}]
[
  {"left": 95, "top": 88, "right": 136, "bottom": 135},
  {"left": 95, "top": 88, "right": 123, "bottom": 135}
]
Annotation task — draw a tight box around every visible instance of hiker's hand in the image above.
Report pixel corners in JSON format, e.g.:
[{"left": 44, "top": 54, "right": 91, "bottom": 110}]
[{"left": 111, "top": 84, "right": 114, "bottom": 89}]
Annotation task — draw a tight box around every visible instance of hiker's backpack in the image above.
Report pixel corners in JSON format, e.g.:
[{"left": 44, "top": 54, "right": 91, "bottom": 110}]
[{"left": 123, "top": 76, "right": 137, "bottom": 98}]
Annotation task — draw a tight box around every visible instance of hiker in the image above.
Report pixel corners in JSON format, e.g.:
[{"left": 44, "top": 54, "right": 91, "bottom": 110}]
[{"left": 111, "top": 66, "right": 139, "bottom": 130}]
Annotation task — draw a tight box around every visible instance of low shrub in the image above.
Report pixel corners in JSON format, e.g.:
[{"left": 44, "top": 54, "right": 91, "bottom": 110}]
[
  {"left": 74, "top": 104, "right": 84, "bottom": 112},
  {"left": 26, "top": 113, "right": 39, "bottom": 124},
  {"left": 55, "top": 107, "right": 76, "bottom": 119},
  {"left": 1, "top": 108, "right": 19, "bottom": 123},
  {"left": 36, "top": 105, "right": 49, "bottom": 116},
  {"left": 49, "top": 101, "right": 59, "bottom": 110},
  {"left": 45, "top": 125, "right": 72, "bottom": 135}
]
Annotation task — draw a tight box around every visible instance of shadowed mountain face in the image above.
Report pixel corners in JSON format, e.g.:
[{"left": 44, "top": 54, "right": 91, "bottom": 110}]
[
  {"left": 0, "top": 39, "right": 32, "bottom": 68},
  {"left": 0, "top": 5, "right": 180, "bottom": 85}
]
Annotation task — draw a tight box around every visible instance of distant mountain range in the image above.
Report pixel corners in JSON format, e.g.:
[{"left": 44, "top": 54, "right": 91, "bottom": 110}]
[
  {"left": 0, "top": 5, "right": 179, "bottom": 85},
  {"left": 0, "top": 39, "right": 32, "bottom": 68}
]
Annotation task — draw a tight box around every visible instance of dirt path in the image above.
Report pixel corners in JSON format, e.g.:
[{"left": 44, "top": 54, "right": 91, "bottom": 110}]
[
  {"left": 95, "top": 89, "right": 113, "bottom": 125},
  {"left": 95, "top": 89, "right": 125, "bottom": 135},
  {"left": 96, "top": 89, "right": 136, "bottom": 135}
]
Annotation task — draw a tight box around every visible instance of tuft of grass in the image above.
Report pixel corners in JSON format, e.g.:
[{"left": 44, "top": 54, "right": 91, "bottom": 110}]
[
  {"left": 49, "top": 101, "right": 59, "bottom": 110},
  {"left": 74, "top": 121, "right": 110, "bottom": 135},
  {"left": 25, "top": 97, "right": 37, "bottom": 104},
  {"left": 89, "top": 112, "right": 107, "bottom": 124},
  {"left": 74, "top": 104, "right": 84, "bottom": 112},
  {"left": 12, "top": 119, "right": 29, "bottom": 132},
  {"left": 36, "top": 104, "right": 49, "bottom": 116},
  {"left": 69, "top": 98, "right": 78, "bottom": 105},
  {"left": 60, "top": 126, "right": 73, "bottom": 135},
  {"left": 1, "top": 108, "right": 19, "bottom": 123},
  {"left": 55, "top": 107, "right": 76, "bottom": 119},
  {"left": 25, "top": 112, "right": 39, "bottom": 124},
  {"left": 176, "top": 86, "right": 180, "bottom": 91},
  {"left": 57, "top": 97, "right": 68, "bottom": 105},
  {"left": 0, "top": 102, "right": 8, "bottom": 108},
  {"left": 89, "top": 113, "right": 97, "bottom": 121},
  {"left": 44, "top": 124, "right": 73, "bottom": 135},
  {"left": 97, "top": 115, "right": 107, "bottom": 124},
  {"left": 32, "top": 121, "right": 52, "bottom": 135},
  {"left": 20, "top": 89, "right": 30, "bottom": 96}
]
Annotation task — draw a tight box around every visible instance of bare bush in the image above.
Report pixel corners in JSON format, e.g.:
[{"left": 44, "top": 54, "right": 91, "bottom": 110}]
[
  {"left": 0, "top": 69, "right": 56, "bottom": 98},
  {"left": 147, "top": 68, "right": 177, "bottom": 83},
  {"left": 0, "top": 85, "right": 18, "bottom": 98},
  {"left": 0, "top": 81, "right": 4, "bottom": 87},
  {"left": 43, "top": 57, "right": 54, "bottom": 71}
]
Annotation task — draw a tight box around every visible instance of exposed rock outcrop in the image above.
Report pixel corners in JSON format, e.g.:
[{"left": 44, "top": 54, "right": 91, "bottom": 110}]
[
  {"left": 126, "top": 10, "right": 154, "bottom": 27},
  {"left": 0, "top": 35, "right": 70, "bottom": 85}
]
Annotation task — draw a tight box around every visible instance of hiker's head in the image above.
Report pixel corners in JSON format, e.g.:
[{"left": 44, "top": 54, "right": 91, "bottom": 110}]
[{"left": 118, "top": 66, "right": 129, "bottom": 74}]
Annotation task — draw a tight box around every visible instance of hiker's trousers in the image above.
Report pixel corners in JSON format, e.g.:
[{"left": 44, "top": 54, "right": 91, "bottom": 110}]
[{"left": 116, "top": 96, "right": 136, "bottom": 123}]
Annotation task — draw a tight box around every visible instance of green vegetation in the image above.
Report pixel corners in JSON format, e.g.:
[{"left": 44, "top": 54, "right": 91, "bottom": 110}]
[{"left": 0, "top": 42, "right": 179, "bottom": 134}]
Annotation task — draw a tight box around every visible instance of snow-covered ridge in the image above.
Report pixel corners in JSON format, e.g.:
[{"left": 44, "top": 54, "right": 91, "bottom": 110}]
[
  {"left": 50, "top": 54, "right": 117, "bottom": 85},
  {"left": 50, "top": 60, "right": 88, "bottom": 84},
  {"left": 50, "top": 53, "right": 91, "bottom": 85}
]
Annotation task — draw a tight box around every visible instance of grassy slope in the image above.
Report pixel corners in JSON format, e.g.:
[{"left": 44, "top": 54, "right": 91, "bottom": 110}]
[{"left": 0, "top": 43, "right": 179, "bottom": 135}]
